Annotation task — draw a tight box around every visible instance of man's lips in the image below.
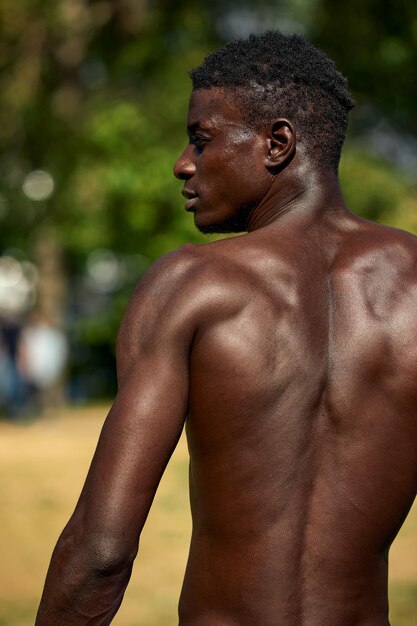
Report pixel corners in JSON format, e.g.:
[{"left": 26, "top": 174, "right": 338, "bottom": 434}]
[
  {"left": 182, "top": 188, "right": 199, "bottom": 211},
  {"left": 185, "top": 197, "right": 198, "bottom": 211}
]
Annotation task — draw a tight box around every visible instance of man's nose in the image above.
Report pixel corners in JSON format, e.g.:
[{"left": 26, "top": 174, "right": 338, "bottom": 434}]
[{"left": 173, "top": 146, "right": 196, "bottom": 180}]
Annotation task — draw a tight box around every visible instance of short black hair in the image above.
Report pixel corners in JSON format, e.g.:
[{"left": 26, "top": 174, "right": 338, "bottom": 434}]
[{"left": 189, "top": 31, "right": 355, "bottom": 172}]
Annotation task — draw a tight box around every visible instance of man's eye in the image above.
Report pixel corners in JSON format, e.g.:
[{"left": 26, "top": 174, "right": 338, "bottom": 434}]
[{"left": 191, "top": 135, "right": 209, "bottom": 147}]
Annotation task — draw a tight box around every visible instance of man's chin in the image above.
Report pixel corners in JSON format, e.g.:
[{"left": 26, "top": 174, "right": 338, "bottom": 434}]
[
  {"left": 196, "top": 222, "right": 243, "bottom": 235},
  {"left": 194, "top": 211, "right": 250, "bottom": 235}
]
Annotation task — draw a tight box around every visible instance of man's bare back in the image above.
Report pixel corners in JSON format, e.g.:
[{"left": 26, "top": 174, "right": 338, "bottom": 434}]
[
  {"left": 178, "top": 212, "right": 417, "bottom": 625},
  {"left": 36, "top": 32, "right": 417, "bottom": 626}
]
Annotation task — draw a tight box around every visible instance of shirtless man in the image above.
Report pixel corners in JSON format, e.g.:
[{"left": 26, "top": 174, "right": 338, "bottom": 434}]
[{"left": 36, "top": 31, "right": 417, "bottom": 625}]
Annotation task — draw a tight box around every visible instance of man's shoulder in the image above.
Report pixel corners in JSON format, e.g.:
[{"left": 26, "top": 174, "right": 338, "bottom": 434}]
[
  {"left": 359, "top": 219, "right": 417, "bottom": 249},
  {"left": 117, "top": 244, "right": 212, "bottom": 362},
  {"left": 147, "top": 238, "right": 275, "bottom": 331},
  {"left": 143, "top": 238, "right": 252, "bottom": 288},
  {"left": 338, "top": 219, "right": 417, "bottom": 278},
  {"left": 126, "top": 240, "right": 246, "bottom": 325},
  {"left": 139, "top": 243, "right": 205, "bottom": 285},
  {"left": 335, "top": 220, "right": 417, "bottom": 326}
]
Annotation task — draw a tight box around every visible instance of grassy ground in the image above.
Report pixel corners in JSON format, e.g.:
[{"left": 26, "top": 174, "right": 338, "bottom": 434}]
[{"left": 0, "top": 405, "right": 416, "bottom": 625}]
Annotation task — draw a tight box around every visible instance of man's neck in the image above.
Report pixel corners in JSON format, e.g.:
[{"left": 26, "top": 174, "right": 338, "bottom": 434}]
[{"left": 247, "top": 169, "right": 349, "bottom": 233}]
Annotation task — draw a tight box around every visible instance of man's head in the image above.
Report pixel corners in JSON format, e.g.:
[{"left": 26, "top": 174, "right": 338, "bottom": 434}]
[
  {"left": 190, "top": 31, "right": 354, "bottom": 172},
  {"left": 174, "top": 31, "right": 354, "bottom": 234}
]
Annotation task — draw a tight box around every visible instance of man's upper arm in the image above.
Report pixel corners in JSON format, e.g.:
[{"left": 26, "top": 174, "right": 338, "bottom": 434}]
[{"left": 68, "top": 245, "right": 200, "bottom": 565}]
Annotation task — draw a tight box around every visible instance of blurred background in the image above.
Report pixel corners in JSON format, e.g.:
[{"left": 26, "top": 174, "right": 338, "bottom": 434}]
[{"left": 0, "top": 0, "right": 416, "bottom": 624}]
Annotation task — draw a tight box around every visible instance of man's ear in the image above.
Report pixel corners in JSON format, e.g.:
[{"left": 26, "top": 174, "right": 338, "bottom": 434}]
[{"left": 265, "top": 119, "right": 296, "bottom": 169}]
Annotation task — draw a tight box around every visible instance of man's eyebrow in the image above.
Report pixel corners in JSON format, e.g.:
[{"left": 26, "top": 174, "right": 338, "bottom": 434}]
[{"left": 187, "top": 121, "right": 212, "bottom": 135}]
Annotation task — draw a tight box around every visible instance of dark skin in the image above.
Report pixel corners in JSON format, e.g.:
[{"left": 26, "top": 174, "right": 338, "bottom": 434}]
[{"left": 36, "top": 87, "right": 417, "bottom": 625}]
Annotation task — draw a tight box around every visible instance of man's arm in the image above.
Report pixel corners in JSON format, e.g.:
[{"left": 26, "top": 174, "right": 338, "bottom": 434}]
[{"left": 36, "top": 245, "right": 199, "bottom": 625}]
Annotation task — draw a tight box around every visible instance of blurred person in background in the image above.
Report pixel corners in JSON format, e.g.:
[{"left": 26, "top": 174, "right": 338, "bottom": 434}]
[
  {"left": 0, "top": 317, "right": 27, "bottom": 419},
  {"left": 37, "top": 31, "right": 417, "bottom": 625},
  {"left": 18, "top": 312, "right": 69, "bottom": 414}
]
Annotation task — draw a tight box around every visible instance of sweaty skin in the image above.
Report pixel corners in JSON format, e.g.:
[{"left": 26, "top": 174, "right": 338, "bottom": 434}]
[{"left": 36, "top": 88, "right": 417, "bottom": 625}]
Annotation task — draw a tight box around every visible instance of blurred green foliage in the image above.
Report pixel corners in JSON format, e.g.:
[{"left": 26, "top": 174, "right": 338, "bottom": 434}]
[
  {"left": 340, "top": 149, "right": 417, "bottom": 226},
  {"left": 0, "top": 0, "right": 416, "bottom": 395},
  {"left": 313, "top": 0, "right": 417, "bottom": 130},
  {"left": 0, "top": 0, "right": 217, "bottom": 264}
]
